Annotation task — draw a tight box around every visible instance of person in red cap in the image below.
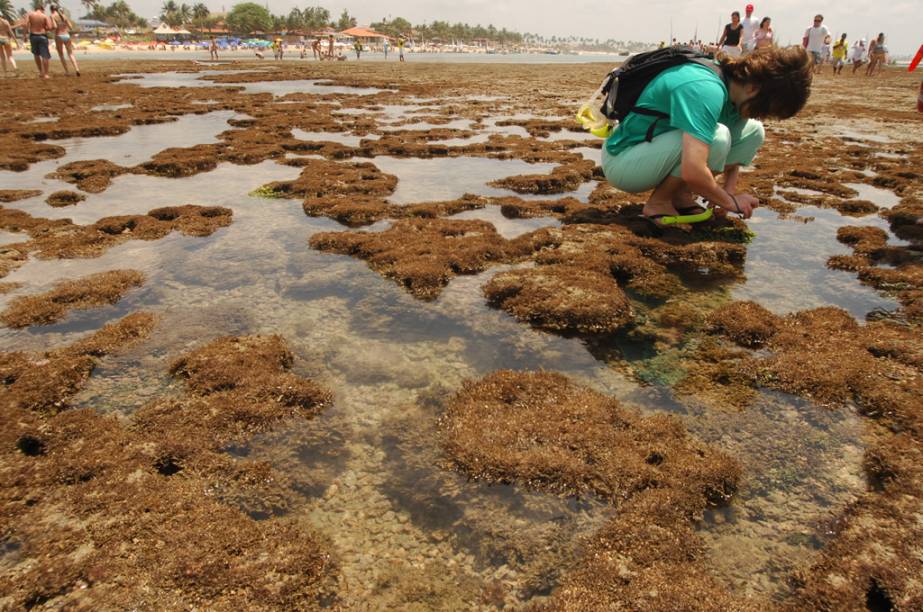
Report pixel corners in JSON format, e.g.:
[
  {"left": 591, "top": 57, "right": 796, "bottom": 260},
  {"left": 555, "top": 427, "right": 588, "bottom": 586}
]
[{"left": 741, "top": 4, "right": 759, "bottom": 54}]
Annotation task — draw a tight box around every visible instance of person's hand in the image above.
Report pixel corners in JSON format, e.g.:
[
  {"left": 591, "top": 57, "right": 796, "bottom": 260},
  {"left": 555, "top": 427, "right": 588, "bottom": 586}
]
[{"left": 724, "top": 192, "right": 759, "bottom": 218}]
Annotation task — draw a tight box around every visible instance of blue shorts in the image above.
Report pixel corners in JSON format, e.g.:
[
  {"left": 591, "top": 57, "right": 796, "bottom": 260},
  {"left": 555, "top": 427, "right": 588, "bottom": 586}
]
[
  {"left": 30, "top": 33, "right": 51, "bottom": 59},
  {"left": 809, "top": 50, "right": 822, "bottom": 64}
]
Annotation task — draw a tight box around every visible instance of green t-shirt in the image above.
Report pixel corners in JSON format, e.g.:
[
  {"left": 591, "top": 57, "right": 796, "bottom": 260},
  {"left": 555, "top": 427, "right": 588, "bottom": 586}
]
[{"left": 605, "top": 62, "right": 739, "bottom": 156}]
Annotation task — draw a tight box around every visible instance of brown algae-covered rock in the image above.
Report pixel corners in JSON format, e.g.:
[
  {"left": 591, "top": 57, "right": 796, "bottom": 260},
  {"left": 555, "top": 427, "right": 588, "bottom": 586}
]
[
  {"left": 439, "top": 370, "right": 747, "bottom": 608},
  {"left": 705, "top": 300, "right": 779, "bottom": 347},
  {"left": 310, "top": 218, "right": 545, "bottom": 300},
  {"left": 0, "top": 270, "right": 146, "bottom": 328},
  {"left": 484, "top": 264, "right": 633, "bottom": 333},
  {"left": 440, "top": 370, "right": 740, "bottom": 503},
  {"left": 45, "top": 190, "right": 87, "bottom": 208},
  {"left": 0, "top": 189, "right": 42, "bottom": 203},
  {"left": 0, "top": 333, "right": 337, "bottom": 608},
  {"left": 0, "top": 312, "right": 156, "bottom": 413},
  {"left": 48, "top": 159, "right": 131, "bottom": 193},
  {"left": 28, "top": 205, "right": 232, "bottom": 258},
  {"left": 260, "top": 158, "right": 397, "bottom": 198},
  {"left": 138, "top": 144, "right": 223, "bottom": 177}
]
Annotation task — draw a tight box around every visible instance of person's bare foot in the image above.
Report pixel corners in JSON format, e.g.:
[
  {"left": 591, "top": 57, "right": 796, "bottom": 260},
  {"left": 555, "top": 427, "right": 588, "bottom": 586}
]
[
  {"left": 671, "top": 187, "right": 705, "bottom": 214},
  {"left": 642, "top": 199, "right": 679, "bottom": 224}
]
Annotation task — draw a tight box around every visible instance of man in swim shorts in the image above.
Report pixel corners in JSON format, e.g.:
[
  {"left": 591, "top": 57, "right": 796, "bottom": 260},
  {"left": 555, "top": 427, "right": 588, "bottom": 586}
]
[{"left": 23, "top": 3, "right": 53, "bottom": 79}]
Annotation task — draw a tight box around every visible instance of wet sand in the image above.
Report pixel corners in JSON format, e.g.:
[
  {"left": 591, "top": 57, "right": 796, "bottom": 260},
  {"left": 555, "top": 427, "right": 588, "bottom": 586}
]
[{"left": 1, "top": 59, "right": 921, "bottom": 609}]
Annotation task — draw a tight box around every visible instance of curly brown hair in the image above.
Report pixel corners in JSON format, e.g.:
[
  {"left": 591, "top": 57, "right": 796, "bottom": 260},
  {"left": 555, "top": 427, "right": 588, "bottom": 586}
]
[{"left": 719, "top": 46, "right": 813, "bottom": 119}]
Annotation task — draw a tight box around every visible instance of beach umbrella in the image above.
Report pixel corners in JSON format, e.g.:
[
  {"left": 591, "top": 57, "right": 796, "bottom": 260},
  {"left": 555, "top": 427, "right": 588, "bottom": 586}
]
[{"left": 168, "top": 40, "right": 182, "bottom": 46}]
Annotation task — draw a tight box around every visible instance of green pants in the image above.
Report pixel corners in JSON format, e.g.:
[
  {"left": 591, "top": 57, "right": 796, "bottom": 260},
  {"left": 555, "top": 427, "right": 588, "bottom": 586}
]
[{"left": 601, "top": 120, "right": 765, "bottom": 193}]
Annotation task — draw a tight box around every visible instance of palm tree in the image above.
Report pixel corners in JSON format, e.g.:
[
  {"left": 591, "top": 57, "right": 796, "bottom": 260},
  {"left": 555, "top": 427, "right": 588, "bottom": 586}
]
[
  {"left": 0, "top": 0, "right": 16, "bottom": 21},
  {"left": 191, "top": 2, "right": 208, "bottom": 20},
  {"left": 178, "top": 3, "right": 191, "bottom": 24},
  {"left": 80, "top": 0, "right": 98, "bottom": 18},
  {"left": 160, "top": 0, "right": 178, "bottom": 19}
]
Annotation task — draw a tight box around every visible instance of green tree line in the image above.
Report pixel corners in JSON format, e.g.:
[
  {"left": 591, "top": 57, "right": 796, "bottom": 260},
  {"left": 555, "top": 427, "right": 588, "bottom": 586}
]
[{"left": 20, "top": 0, "right": 530, "bottom": 43}]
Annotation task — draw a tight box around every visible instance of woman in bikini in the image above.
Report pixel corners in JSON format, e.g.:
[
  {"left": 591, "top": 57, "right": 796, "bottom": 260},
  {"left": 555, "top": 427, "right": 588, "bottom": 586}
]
[
  {"left": 50, "top": 5, "right": 79, "bottom": 76},
  {"left": 754, "top": 17, "right": 774, "bottom": 50},
  {"left": 0, "top": 17, "right": 18, "bottom": 75}
]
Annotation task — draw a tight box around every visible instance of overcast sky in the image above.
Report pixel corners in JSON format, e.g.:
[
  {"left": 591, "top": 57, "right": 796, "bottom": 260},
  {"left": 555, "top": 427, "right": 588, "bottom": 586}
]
[{"left": 61, "top": 0, "right": 921, "bottom": 55}]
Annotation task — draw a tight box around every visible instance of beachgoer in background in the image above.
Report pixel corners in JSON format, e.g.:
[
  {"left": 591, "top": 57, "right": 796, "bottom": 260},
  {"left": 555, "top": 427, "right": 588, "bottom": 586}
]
[
  {"left": 717, "top": 11, "right": 743, "bottom": 58},
  {"left": 601, "top": 46, "right": 812, "bottom": 226},
  {"left": 272, "top": 38, "right": 283, "bottom": 60},
  {"left": 311, "top": 38, "right": 320, "bottom": 59},
  {"left": 803, "top": 14, "right": 830, "bottom": 74},
  {"left": 398, "top": 36, "right": 405, "bottom": 62},
  {"left": 832, "top": 33, "right": 847, "bottom": 75},
  {"left": 754, "top": 17, "right": 773, "bottom": 50},
  {"left": 741, "top": 4, "right": 759, "bottom": 54},
  {"left": 851, "top": 38, "right": 866, "bottom": 74},
  {"left": 866, "top": 33, "right": 887, "bottom": 76},
  {"left": 383, "top": 38, "right": 389, "bottom": 59},
  {"left": 327, "top": 34, "right": 334, "bottom": 60},
  {"left": 50, "top": 6, "right": 79, "bottom": 76},
  {"left": 23, "top": 3, "right": 53, "bottom": 79},
  {"left": 0, "top": 17, "right": 17, "bottom": 74},
  {"left": 354, "top": 39, "right": 361, "bottom": 60},
  {"left": 822, "top": 34, "right": 833, "bottom": 66},
  {"left": 209, "top": 36, "right": 218, "bottom": 60}
]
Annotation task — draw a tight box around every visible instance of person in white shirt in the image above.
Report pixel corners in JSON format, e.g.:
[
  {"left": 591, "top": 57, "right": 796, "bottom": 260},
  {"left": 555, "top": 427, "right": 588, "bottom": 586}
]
[
  {"left": 803, "top": 14, "right": 832, "bottom": 74},
  {"left": 740, "top": 4, "right": 759, "bottom": 53},
  {"left": 850, "top": 38, "right": 867, "bottom": 74}
]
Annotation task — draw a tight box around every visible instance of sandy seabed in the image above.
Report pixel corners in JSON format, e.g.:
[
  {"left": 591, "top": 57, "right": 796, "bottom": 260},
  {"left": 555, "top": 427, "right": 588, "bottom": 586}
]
[{"left": 0, "top": 58, "right": 921, "bottom": 609}]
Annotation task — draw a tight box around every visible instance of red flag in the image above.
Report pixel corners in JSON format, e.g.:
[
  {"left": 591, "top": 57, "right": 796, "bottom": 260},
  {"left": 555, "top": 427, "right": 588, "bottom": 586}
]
[{"left": 910, "top": 44, "right": 923, "bottom": 72}]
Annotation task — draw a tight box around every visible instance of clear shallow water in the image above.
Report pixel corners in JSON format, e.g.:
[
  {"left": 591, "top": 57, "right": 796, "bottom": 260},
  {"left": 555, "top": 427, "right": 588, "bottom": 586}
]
[
  {"left": 291, "top": 128, "right": 365, "bottom": 147},
  {"left": 117, "top": 69, "right": 390, "bottom": 96},
  {"left": 2, "top": 85, "right": 909, "bottom": 605},
  {"left": 448, "top": 205, "right": 561, "bottom": 238},
  {"left": 734, "top": 205, "right": 900, "bottom": 317},
  {"left": 48, "top": 110, "right": 240, "bottom": 165},
  {"left": 90, "top": 103, "right": 134, "bottom": 112},
  {"left": 371, "top": 156, "right": 559, "bottom": 204},
  {"left": 843, "top": 182, "right": 901, "bottom": 209}
]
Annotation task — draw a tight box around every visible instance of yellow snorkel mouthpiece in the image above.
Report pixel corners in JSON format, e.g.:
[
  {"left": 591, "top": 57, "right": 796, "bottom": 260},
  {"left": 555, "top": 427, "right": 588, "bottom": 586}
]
[{"left": 576, "top": 103, "right": 612, "bottom": 139}]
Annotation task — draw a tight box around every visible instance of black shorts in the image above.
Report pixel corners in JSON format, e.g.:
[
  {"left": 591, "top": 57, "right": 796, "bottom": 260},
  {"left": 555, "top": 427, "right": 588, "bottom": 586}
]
[{"left": 30, "top": 33, "right": 51, "bottom": 59}]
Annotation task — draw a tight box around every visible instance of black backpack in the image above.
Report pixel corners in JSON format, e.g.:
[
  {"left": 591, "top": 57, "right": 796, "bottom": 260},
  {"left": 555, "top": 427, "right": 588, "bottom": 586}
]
[{"left": 599, "top": 46, "right": 722, "bottom": 141}]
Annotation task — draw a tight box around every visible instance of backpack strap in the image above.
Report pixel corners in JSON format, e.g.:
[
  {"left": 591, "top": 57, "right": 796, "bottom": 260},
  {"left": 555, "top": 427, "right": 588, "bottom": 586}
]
[{"left": 631, "top": 107, "right": 670, "bottom": 142}]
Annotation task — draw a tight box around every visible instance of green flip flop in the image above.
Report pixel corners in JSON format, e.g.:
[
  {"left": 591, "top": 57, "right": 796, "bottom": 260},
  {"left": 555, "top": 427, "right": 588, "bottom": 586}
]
[{"left": 646, "top": 206, "right": 715, "bottom": 226}]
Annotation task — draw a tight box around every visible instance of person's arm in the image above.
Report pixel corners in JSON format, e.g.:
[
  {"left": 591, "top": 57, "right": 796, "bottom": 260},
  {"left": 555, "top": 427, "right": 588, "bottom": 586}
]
[
  {"left": 717, "top": 25, "right": 728, "bottom": 47},
  {"left": 803, "top": 28, "right": 809, "bottom": 48},
  {"left": 680, "top": 134, "right": 756, "bottom": 218}
]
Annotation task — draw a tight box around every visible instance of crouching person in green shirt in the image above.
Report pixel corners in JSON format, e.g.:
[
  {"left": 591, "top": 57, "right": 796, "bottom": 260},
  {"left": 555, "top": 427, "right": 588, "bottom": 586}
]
[{"left": 602, "top": 46, "right": 813, "bottom": 225}]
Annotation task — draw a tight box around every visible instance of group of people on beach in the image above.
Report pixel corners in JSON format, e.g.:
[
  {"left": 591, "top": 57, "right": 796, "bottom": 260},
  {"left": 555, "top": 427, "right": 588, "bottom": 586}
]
[
  {"left": 0, "top": 2, "right": 79, "bottom": 78},
  {"left": 802, "top": 14, "right": 889, "bottom": 75},
  {"left": 703, "top": 6, "right": 889, "bottom": 77}
]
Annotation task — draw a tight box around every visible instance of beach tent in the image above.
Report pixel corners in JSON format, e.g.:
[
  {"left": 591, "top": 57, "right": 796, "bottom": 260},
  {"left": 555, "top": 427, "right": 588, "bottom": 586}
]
[{"left": 154, "top": 23, "right": 193, "bottom": 41}]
